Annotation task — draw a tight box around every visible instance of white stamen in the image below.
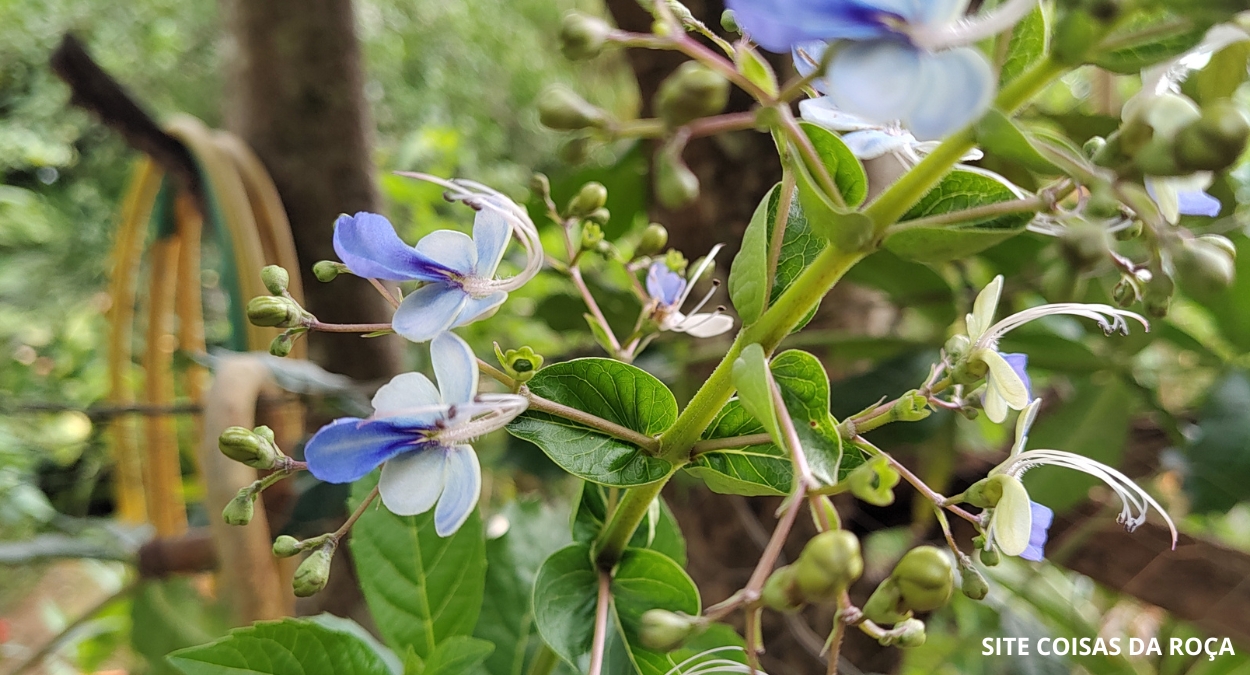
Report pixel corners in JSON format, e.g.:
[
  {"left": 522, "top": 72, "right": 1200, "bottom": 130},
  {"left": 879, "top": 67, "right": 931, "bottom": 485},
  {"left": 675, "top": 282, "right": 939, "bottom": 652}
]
[
  {"left": 683, "top": 280, "right": 720, "bottom": 316},
  {"left": 910, "top": 0, "right": 1039, "bottom": 51},
  {"left": 676, "top": 244, "right": 725, "bottom": 308},
  {"left": 663, "top": 647, "right": 768, "bottom": 675},
  {"left": 975, "top": 304, "right": 1148, "bottom": 351},
  {"left": 678, "top": 306, "right": 726, "bottom": 332},
  {"left": 431, "top": 394, "right": 529, "bottom": 446}
]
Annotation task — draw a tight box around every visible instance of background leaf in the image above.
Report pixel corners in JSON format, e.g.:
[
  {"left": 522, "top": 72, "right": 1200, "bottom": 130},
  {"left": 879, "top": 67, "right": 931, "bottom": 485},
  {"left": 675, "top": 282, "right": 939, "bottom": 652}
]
[
  {"left": 1091, "top": 10, "right": 1210, "bottom": 74},
  {"left": 999, "top": 4, "right": 1048, "bottom": 86},
  {"left": 508, "top": 359, "right": 677, "bottom": 486},
  {"left": 885, "top": 169, "right": 1032, "bottom": 264},
  {"left": 168, "top": 616, "right": 398, "bottom": 675},
  {"left": 348, "top": 473, "right": 487, "bottom": 660},
  {"left": 572, "top": 482, "right": 687, "bottom": 566},
  {"left": 1183, "top": 370, "right": 1250, "bottom": 513}
]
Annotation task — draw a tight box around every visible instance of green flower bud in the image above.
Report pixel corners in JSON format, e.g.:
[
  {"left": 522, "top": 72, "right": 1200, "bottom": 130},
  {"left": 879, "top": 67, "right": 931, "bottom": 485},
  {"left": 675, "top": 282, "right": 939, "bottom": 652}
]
[
  {"left": 1112, "top": 277, "right": 1138, "bottom": 308},
  {"left": 893, "top": 390, "right": 931, "bottom": 423},
  {"left": 664, "top": 250, "right": 688, "bottom": 274},
  {"left": 581, "top": 222, "right": 605, "bottom": 251},
  {"left": 959, "top": 405, "right": 980, "bottom": 421},
  {"left": 862, "top": 577, "right": 910, "bottom": 624},
  {"left": 568, "top": 181, "right": 608, "bottom": 218},
  {"left": 538, "top": 85, "right": 609, "bottom": 131},
  {"left": 1174, "top": 236, "right": 1236, "bottom": 296},
  {"left": 655, "top": 62, "right": 729, "bottom": 128},
  {"left": 218, "top": 426, "right": 282, "bottom": 469},
  {"left": 638, "top": 609, "right": 700, "bottom": 652},
  {"left": 794, "top": 530, "right": 863, "bottom": 603},
  {"left": 943, "top": 334, "right": 971, "bottom": 363},
  {"left": 848, "top": 457, "right": 901, "bottom": 507},
  {"left": 312, "top": 260, "right": 347, "bottom": 282},
  {"left": 270, "top": 331, "right": 295, "bottom": 357},
  {"left": 495, "top": 343, "right": 544, "bottom": 383},
  {"left": 1199, "top": 234, "right": 1237, "bottom": 259},
  {"left": 636, "top": 223, "right": 669, "bottom": 258},
  {"left": 586, "top": 208, "right": 611, "bottom": 227},
  {"left": 762, "top": 565, "right": 805, "bottom": 613},
  {"left": 559, "top": 135, "right": 593, "bottom": 165},
  {"left": 261, "top": 265, "right": 289, "bottom": 296},
  {"left": 246, "top": 295, "right": 305, "bottom": 328},
  {"left": 888, "top": 618, "right": 928, "bottom": 649},
  {"left": 979, "top": 546, "right": 1001, "bottom": 567},
  {"left": 292, "top": 543, "right": 336, "bottom": 598},
  {"left": 530, "top": 172, "right": 552, "bottom": 198},
  {"left": 892, "top": 546, "right": 954, "bottom": 613},
  {"left": 273, "top": 535, "right": 302, "bottom": 558},
  {"left": 655, "top": 147, "right": 700, "bottom": 209},
  {"left": 223, "top": 489, "right": 256, "bottom": 526},
  {"left": 1175, "top": 101, "right": 1250, "bottom": 173},
  {"left": 559, "top": 12, "right": 611, "bottom": 61},
  {"left": 960, "top": 560, "right": 990, "bottom": 600},
  {"left": 720, "top": 9, "right": 740, "bottom": 33},
  {"left": 1082, "top": 136, "right": 1107, "bottom": 159},
  {"left": 963, "top": 475, "right": 1006, "bottom": 509},
  {"left": 1143, "top": 270, "right": 1174, "bottom": 319}
]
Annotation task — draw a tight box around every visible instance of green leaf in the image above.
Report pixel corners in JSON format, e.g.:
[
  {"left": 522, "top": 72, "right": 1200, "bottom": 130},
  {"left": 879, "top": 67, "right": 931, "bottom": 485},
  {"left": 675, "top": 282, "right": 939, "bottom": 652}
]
[
  {"left": 475, "top": 499, "right": 571, "bottom": 675},
  {"left": 131, "top": 579, "right": 228, "bottom": 675},
  {"left": 735, "top": 45, "right": 778, "bottom": 98},
  {"left": 507, "top": 359, "right": 677, "bottom": 486},
  {"left": 728, "top": 184, "right": 775, "bottom": 325},
  {"left": 1022, "top": 378, "right": 1137, "bottom": 511},
  {"left": 168, "top": 617, "right": 398, "bottom": 675},
  {"left": 1184, "top": 370, "right": 1250, "bottom": 513},
  {"left": 533, "top": 545, "right": 700, "bottom": 675},
  {"left": 572, "top": 483, "right": 687, "bottom": 566},
  {"left": 1190, "top": 41, "right": 1250, "bottom": 105},
  {"left": 1091, "top": 11, "right": 1210, "bottom": 74},
  {"left": 688, "top": 349, "right": 859, "bottom": 495},
  {"left": 884, "top": 169, "right": 1032, "bottom": 264},
  {"left": 408, "top": 637, "right": 495, "bottom": 675},
  {"left": 799, "top": 122, "right": 868, "bottom": 208},
  {"left": 792, "top": 122, "right": 872, "bottom": 250},
  {"left": 731, "top": 343, "right": 780, "bottom": 442},
  {"left": 999, "top": 4, "right": 1048, "bottom": 86},
  {"left": 975, "top": 110, "right": 1060, "bottom": 174},
  {"left": 348, "top": 473, "right": 487, "bottom": 659}
]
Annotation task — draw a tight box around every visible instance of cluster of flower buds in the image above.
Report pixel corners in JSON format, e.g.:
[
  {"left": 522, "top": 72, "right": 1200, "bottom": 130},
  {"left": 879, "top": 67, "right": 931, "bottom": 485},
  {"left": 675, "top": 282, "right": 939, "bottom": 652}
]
[
  {"left": 1097, "top": 95, "right": 1250, "bottom": 179},
  {"left": 861, "top": 546, "right": 954, "bottom": 627},
  {"left": 761, "top": 530, "right": 863, "bottom": 612},
  {"left": 246, "top": 265, "right": 310, "bottom": 356},
  {"left": 217, "top": 425, "right": 303, "bottom": 526}
]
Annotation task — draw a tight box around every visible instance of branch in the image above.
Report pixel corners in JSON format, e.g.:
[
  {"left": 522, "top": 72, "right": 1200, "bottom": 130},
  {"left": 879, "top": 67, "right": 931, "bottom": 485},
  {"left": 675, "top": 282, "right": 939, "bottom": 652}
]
[
  {"left": 588, "top": 572, "right": 613, "bottom": 675},
  {"left": 527, "top": 392, "right": 661, "bottom": 454},
  {"left": 690, "top": 433, "right": 773, "bottom": 455}
]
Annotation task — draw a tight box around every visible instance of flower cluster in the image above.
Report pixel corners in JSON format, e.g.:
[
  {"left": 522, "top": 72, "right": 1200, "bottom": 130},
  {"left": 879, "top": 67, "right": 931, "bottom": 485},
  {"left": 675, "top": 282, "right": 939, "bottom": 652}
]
[{"left": 645, "top": 244, "right": 734, "bottom": 338}]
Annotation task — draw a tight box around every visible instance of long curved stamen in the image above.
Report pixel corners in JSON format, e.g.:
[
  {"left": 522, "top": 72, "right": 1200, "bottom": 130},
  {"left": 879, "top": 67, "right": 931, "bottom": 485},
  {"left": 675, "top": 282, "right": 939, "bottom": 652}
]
[
  {"left": 433, "top": 394, "right": 529, "bottom": 446},
  {"left": 976, "top": 304, "right": 1149, "bottom": 350},
  {"left": 910, "top": 0, "right": 1038, "bottom": 51},
  {"left": 1001, "top": 449, "right": 1177, "bottom": 548},
  {"left": 663, "top": 647, "right": 766, "bottom": 675},
  {"left": 675, "top": 244, "right": 725, "bottom": 308},
  {"left": 683, "top": 279, "right": 720, "bottom": 316},
  {"left": 679, "top": 305, "right": 727, "bottom": 332}
]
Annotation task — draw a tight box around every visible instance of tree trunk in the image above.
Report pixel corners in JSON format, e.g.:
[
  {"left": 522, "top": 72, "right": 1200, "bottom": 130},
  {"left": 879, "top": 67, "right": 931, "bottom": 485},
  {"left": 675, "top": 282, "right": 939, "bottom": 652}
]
[{"left": 221, "top": 0, "right": 402, "bottom": 382}]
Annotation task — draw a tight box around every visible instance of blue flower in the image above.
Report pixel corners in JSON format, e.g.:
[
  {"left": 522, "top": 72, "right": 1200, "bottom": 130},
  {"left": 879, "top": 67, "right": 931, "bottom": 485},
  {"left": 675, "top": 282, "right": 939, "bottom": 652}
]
[
  {"left": 303, "top": 332, "right": 528, "bottom": 535},
  {"left": 332, "top": 180, "right": 542, "bottom": 343},
  {"left": 731, "top": 0, "right": 1038, "bottom": 139},
  {"left": 1019, "top": 501, "right": 1053, "bottom": 562},
  {"left": 646, "top": 245, "right": 734, "bottom": 338}
]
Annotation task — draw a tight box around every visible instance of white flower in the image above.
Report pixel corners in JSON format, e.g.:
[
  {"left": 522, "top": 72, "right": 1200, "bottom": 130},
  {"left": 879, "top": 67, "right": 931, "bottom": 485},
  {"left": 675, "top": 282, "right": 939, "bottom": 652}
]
[{"left": 646, "top": 245, "right": 734, "bottom": 338}]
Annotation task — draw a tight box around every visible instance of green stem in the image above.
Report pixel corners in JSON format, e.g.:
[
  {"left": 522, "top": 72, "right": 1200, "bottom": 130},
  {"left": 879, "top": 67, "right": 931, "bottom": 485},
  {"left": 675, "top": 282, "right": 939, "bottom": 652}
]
[
  {"left": 594, "top": 471, "right": 673, "bottom": 568},
  {"left": 525, "top": 644, "right": 560, "bottom": 675}
]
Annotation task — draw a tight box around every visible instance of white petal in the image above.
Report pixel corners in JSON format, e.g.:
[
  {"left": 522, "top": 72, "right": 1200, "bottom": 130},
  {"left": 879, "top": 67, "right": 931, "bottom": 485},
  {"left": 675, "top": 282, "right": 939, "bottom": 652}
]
[
  {"left": 431, "top": 331, "right": 479, "bottom": 406},
  {"left": 968, "top": 275, "right": 1003, "bottom": 342},
  {"left": 992, "top": 475, "right": 1032, "bottom": 557},
  {"left": 797, "top": 97, "right": 881, "bottom": 132},
  {"left": 983, "top": 385, "right": 1008, "bottom": 424},
  {"left": 379, "top": 448, "right": 448, "bottom": 516},
  {"left": 473, "top": 208, "right": 511, "bottom": 277},
  {"left": 391, "top": 283, "right": 469, "bottom": 343},
  {"left": 841, "top": 130, "right": 910, "bottom": 160},
  {"left": 453, "top": 292, "right": 508, "bottom": 328},
  {"left": 415, "top": 230, "right": 477, "bottom": 276},
  {"left": 372, "top": 372, "right": 442, "bottom": 420},
  {"left": 434, "top": 446, "right": 481, "bottom": 536},
  {"left": 826, "top": 40, "right": 924, "bottom": 130},
  {"left": 680, "top": 314, "right": 735, "bottom": 338},
  {"left": 1011, "top": 398, "right": 1042, "bottom": 458},
  {"left": 903, "top": 48, "right": 993, "bottom": 141},
  {"left": 981, "top": 349, "right": 1031, "bottom": 411}
]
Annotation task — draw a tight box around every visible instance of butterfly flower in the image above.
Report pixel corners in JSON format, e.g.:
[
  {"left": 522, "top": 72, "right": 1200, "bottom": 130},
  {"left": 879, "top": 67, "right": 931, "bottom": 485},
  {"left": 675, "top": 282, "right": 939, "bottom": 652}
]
[
  {"left": 646, "top": 245, "right": 735, "bottom": 338},
  {"left": 303, "top": 332, "right": 527, "bottom": 535},
  {"left": 332, "top": 177, "right": 542, "bottom": 343}
]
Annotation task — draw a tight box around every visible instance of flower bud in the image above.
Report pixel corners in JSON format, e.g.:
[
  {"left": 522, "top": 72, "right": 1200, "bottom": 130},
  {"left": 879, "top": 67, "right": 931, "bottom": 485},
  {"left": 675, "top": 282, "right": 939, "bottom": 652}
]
[
  {"left": 664, "top": 250, "right": 688, "bottom": 274},
  {"left": 893, "top": 391, "right": 931, "bottom": 423},
  {"left": 273, "top": 535, "right": 302, "bottom": 558},
  {"left": 892, "top": 546, "right": 954, "bottom": 613},
  {"left": 887, "top": 618, "right": 927, "bottom": 649},
  {"left": 638, "top": 609, "right": 700, "bottom": 652},
  {"left": 538, "top": 85, "right": 609, "bottom": 131},
  {"left": 1173, "top": 236, "right": 1236, "bottom": 296},
  {"left": 223, "top": 489, "right": 255, "bottom": 526},
  {"left": 762, "top": 565, "right": 805, "bottom": 613},
  {"left": 218, "top": 426, "right": 282, "bottom": 469},
  {"left": 588, "top": 208, "right": 612, "bottom": 227},
  {"left": 292, "top": 543, "right": 336, "bottom": 598},
  {"left": 580, "top": 223, "right": 605, "bottom": 251},
  {"left": 261, "top": 265, "right": 290, "bottom": 295},
  {"left": 979, "top": 546, "right": 1000, "bottom": 567},
  {"left": 568, "top": 181, "right": 608, "bottom": 218},
  {"left": 530, "top": 172, "right": 552, "bottom": 198},
  {"left": 246, "top": 295, "right": 305, "bottom": 328},
  {"left": 559, "top": 12, "right": 611, "bottom": 61},
  {"left": 1082, "top": 136, "right": 1107, "bottom": 159},
  {"left": 959, "top": 559, "right": 989, "bottom": 600},
  {"left": 1114, "top": 220, "right": 1143, "bottom": 241},
  {"left": 962, "top": 475, "right": 1006, "bottom": 509},
  {"left": 1112, "top": 277, "right": 1138, "bottom": 308},
  {"left": 312, "top": 260, "right": 347, "bottom": 282},
  {"left": 655, "top": 62, "right": 729, "bottom": 128},
  {"left": 862, "top": 577, "right": 910, "bottom": 624},
  {"left": 495, "top": 343, "right": 544, "bottom": 383},
  {"left": 943, "top": 334, "right": 970, "bottom": 363},
  {"left": 1174, "top": 101, "right": 1250, "bottom": 173},
  {"left": 1143, "top": 270, "right": 1174, "bottom": 318},
  {"left": 848, "top": 457, "right": 900, "bottom": 507},
  {"left": 636, "top": 223, "right": 669, "bottom": 258},
  {"left": 655, "top": 148, "right": 700, "bottom": 209},
  {"left": 269, "top": 331, "right": 296, "bottom": 357},
  {"left": 720, "top": 9, "right": 740, "bottom": 33},
  {"left": 794, "top": 530, "right": 863, "bottom": 603}
]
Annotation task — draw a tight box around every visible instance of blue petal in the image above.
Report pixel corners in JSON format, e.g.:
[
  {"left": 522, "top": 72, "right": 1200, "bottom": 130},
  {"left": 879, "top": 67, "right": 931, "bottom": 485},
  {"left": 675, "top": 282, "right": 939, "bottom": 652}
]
[
  {"left": 333, "top": 212, "right": 457, "bottom": 282},
  {"left": 646, "top": 262, "right": 687, "bottom": 306},
  {"left": 826, "top": 40, "right": 926, "bottom": 129},
  {"left": 1020, "top": 500, "right": 1054, "bottom": 561},
  {"left": 727, "top": 0, "right": 904, "bottom": 52},
  {"left": 392, "top": 282, "right": 469, "bottom": 343},
  {"left": 431, "top": 331, "right": 478, "bottom": 406},
  {"left": 453, "top": 292, "right": 508, "bottom": 329},
  {"left": 902, "top": 47, "right": 994, "bottom": 141},
  {"left": 1000, "top": 353, "right": 1032, "bottom": 402},
  {"left": 1177, "top": 189, "right": 1222, "bottom": 217},
  {"left": 415, "top": 230, "right": 476, "bottom": 276},
  {"left": 903, "top": 0, "right": 969, "bottom": 26},
  {"left": 304, "top": 417, "right": 428, "bottom": 483},
  {"left": 378, "top": 446, "right": 447, "bottom": 517},
  {"left": 473, "top": 207, "right": 511, "bottom": 277},
  {"left": 434, "top": 445, "right": 482, "bottom": 536}
]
